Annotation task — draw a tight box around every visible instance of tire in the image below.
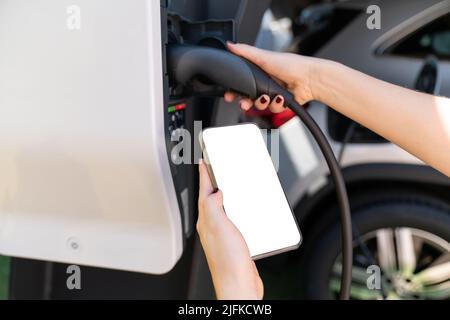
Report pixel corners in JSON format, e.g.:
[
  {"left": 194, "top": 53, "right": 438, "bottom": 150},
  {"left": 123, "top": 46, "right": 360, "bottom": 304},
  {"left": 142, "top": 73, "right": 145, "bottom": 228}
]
[{"left": 300, "top": 191, "right": 450, "bottom": 300}]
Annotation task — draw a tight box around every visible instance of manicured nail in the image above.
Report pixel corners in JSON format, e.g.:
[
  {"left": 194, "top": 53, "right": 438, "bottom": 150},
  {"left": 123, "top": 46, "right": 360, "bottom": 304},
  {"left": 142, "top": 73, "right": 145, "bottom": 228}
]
[
  {"left": 276, "top": 96, "right": 283, "bottom": 104},
  {"left": 260, "top": 96, "right": 268, "bottom": 104}
]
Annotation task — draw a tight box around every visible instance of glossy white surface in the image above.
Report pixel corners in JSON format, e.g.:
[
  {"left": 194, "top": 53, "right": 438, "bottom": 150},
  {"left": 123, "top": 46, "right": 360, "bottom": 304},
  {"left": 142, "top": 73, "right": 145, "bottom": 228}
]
[{"left": 0, "top": 0, "right": 183, "bottom": 274}]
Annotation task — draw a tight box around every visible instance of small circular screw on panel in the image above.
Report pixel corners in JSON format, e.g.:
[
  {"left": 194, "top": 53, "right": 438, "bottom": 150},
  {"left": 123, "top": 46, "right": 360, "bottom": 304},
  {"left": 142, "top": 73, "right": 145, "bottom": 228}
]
[{"left": 67, "top": 237, "right": 80, "bottom": 251}]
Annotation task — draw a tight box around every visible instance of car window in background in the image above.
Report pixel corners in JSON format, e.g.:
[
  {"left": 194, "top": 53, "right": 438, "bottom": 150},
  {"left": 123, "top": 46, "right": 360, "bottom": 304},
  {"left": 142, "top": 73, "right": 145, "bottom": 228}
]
[
  {"left": 295, "top": 8, "right": 361, "bottom": 56},
  {"left": 387, "top": 12, "right": 450, "bottom": 60}
]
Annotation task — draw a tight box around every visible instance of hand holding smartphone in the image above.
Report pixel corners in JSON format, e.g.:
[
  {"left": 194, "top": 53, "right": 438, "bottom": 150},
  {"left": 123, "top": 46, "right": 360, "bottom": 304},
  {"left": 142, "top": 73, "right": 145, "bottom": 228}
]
[{"left": 200, "top": 124, "right": 301, "bottom": 259}]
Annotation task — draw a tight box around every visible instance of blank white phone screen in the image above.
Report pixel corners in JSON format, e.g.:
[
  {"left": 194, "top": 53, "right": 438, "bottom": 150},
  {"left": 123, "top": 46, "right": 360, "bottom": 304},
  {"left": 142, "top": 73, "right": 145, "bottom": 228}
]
[{"left": 201, "top": 124, "right": 301, "bottom": 258}]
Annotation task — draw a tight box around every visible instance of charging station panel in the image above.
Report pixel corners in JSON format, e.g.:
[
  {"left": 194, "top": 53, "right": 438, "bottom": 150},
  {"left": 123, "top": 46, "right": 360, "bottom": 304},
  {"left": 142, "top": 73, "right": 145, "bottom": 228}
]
[
  {"left": 0, "top": 1, "right": 271, "bottom": 299},
  {"left": 0, "top": 0, "right": 183, "bottom": 274},
  {"left": 1, "top": 0, "right": 271, "bottom": 299}
]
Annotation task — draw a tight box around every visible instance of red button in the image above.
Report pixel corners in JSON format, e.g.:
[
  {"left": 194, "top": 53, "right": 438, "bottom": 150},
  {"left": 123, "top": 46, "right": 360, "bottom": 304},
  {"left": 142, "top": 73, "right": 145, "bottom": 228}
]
[{"left": 175, "top": 103, "right": 187, "bottom": 111}]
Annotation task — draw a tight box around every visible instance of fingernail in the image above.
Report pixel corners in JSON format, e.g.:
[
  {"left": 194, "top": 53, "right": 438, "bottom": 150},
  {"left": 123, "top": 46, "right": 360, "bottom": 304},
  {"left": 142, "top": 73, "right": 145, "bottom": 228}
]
[
  {"left": 240, "top": 103, "right": 249, "bottom": 111},
  {"left": 276, "top": 96, "right": 283, "bottom": 104},
  {"left": 199, "top": 159, "right": 203, "bottom": 165},
  {"left": 260, "top": 96, "right": 268, "bottom": 104}
]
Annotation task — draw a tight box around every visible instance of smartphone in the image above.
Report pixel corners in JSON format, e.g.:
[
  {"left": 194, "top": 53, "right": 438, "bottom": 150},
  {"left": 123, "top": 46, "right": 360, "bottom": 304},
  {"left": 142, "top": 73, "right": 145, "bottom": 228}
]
[{"left": 200, "top": 124, "right": 302, "bottom": 259}]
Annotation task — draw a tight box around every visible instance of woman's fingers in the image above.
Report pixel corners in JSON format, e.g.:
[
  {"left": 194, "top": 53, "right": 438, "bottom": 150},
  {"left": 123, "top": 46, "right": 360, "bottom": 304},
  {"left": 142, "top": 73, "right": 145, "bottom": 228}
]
[
  {"left": 254, "top": 95, "right": 270, "bottom": 110},
  {"left": 239, "top": 98, "right": 253, "bottom": 111},
  {"left": 224, "top": 91, "right": 285, "bottom": 113},
  {"left": 198, "top": 159, "right": 214, "bottom": 201},
  {"left": 241, "top": 94, "right": 286, "bottom": 113},
  {"left": 269, "top": 95, "right": 286, "bottom": 113},
  {"left": 224, "top": 91, "right": 253, "bottom": 111},
  {"left": 224, "top": 91, "right": 237, "bottom": 103}
]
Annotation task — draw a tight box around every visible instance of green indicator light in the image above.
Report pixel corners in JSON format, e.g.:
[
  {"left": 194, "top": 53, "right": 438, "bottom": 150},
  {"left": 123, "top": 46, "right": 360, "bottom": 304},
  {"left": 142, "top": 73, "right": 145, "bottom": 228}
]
[{"left": 168, "top": 106, "right": 176, "bottom": 113}]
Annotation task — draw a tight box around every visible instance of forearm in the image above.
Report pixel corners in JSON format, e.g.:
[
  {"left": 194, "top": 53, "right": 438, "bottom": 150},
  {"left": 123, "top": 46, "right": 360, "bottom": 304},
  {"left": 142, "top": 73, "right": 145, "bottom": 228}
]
[{"left": 311, "top": 60, "right": 450, "bottom": 177}]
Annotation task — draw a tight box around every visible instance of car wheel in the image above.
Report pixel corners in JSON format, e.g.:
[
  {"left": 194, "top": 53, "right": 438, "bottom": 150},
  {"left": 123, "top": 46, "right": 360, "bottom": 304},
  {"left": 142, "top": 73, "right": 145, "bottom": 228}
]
[{"left": 302, "top": 192, "right": 450, "bottom": 300}]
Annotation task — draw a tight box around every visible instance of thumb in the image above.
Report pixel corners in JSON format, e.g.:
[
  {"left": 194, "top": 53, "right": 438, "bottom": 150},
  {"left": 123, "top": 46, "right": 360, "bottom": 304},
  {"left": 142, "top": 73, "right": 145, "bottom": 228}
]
[
  {"left": 203, "top": 190, "right": 225, "bottom": 219},
  {"left": 199, "top": 159, "right": 214, "bottom": 200},
  {"left": 211, "top": 190, "right": 224, "bottom": 207}
]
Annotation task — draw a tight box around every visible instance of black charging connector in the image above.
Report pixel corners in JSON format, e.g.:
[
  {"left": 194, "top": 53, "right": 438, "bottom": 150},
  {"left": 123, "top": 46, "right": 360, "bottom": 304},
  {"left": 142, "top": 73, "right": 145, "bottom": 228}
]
[{"left": 167, "top": 44, "right": 353, "bottom": 300}]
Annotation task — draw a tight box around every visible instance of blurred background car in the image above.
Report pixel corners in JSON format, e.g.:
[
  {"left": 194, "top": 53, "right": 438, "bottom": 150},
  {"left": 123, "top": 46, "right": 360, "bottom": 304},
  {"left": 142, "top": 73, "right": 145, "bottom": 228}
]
[{"left": 214, "top": 0, "right": 450, "bottom": 300}]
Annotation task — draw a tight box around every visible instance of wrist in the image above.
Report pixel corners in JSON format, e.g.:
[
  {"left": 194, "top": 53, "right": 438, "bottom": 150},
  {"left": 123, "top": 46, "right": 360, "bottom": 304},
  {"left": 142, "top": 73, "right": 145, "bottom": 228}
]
[
  {"left": 209, "top": 264, "right": 263, "bottom": 300},
  {"left": 309, "top": 58, "right": 342, "bottom": 103},
  {"left": 214, "top": 276, "right": 262, "bottom": 300}
]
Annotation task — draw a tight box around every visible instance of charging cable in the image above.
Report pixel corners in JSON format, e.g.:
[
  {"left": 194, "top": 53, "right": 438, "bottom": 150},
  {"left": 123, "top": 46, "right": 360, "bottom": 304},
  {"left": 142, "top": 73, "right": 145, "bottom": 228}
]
[{"left": 284, "top": 96, "right": 352, "bottom": 300}]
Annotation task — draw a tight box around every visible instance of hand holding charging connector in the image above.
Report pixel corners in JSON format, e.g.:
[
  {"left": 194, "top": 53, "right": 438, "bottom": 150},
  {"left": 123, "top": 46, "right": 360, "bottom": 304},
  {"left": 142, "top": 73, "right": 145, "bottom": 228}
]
[
  {"left": 167, "top": 44, "right": 352, "bottom": 300},
  {"left": 168, "top": 44, "right": 294, "bottom": 101}
]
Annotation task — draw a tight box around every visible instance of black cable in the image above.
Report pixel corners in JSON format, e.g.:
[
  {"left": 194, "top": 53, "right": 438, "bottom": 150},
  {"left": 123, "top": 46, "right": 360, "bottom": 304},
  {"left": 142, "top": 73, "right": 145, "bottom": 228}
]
[
  {"left": 338, "top": 121, "right": 392, "bottom": 298},
  {"left": 338, "top": 121, "right": 388, "bottom": 298},
  {"left": 285, "top": 97, "right": 353, "bottom": 300}
]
